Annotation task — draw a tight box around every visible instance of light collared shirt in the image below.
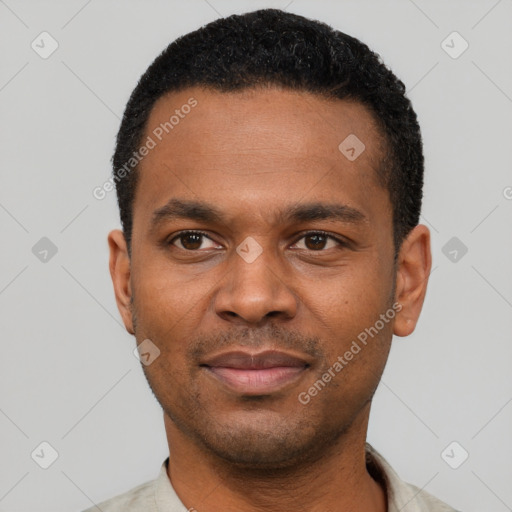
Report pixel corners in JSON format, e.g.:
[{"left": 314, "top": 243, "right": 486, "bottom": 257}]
[{"left": 82, "top": 443, "right": 458, "bottom": 512}]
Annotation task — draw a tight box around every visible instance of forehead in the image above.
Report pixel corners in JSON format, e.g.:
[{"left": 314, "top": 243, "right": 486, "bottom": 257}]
[
  {"left": 132, "top": 86, "right": 389, "bottom": 233},
  {"left": 143, "top": 85, "right": 384, "bottom": 167}
]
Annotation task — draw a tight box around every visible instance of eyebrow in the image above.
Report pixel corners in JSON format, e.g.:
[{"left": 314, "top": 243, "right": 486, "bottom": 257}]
[{"left": 150, "top": 198, "right": 367, "bottom": 232}]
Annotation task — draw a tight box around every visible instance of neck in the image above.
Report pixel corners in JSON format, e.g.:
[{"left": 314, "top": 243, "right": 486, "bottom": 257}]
[{"left": 164, "top": 403, "right": 387, "bottom": 512}]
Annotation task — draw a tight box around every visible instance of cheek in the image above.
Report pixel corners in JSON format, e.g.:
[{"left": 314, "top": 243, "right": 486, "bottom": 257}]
[
  {"left": 132, "top": 270, "right": 202, "bottom": 394},
  {"left": 327, "top": 269, "right": 394, "bottom": 370},
  {"left": 134, "top": 258, "right": 212, "bottom": 321},
  {"left": 304, "top": 273, "right": 394, "bottom": 412},
  {"left": 305, "top": 257, "right": 392, "bottom": 340}
]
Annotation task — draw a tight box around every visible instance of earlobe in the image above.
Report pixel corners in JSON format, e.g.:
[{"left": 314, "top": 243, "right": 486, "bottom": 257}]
[
  {"left": 393, "top": 224, "right": 432, "bottom": 337},
  {"left": 108, "top": 229, "right": 135, "bottom": 335}
]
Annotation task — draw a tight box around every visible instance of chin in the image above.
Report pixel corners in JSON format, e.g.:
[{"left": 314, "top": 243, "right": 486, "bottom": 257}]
[{"left": 184, "top": 408, "right": 342, "bottom": 470}]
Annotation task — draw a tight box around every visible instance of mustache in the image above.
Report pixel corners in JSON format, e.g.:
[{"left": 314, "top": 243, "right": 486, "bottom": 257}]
[{"left": 187, "top": 323, "right": 324, "bottom": 362}]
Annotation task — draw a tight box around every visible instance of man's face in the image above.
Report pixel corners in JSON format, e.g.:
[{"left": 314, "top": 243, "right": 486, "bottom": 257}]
[{"left": 110, "top": 86, "right": 417, "bottom": 468}]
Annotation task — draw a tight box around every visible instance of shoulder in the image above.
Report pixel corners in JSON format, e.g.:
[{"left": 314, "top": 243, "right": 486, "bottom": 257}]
[
  {"left": 400, "top": 482, "right": 460, "bottom": 512},
  {"left": 81, "top": 478, "right": 156, "bottom": 512},
  {"left": 365, "top": 443, "right": 459, "bottom": 512}
]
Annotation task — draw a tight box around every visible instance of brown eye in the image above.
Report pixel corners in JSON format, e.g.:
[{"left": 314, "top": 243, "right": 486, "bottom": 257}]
[
  {"left": 292, "top": 232, "right": 343, "bottom": 251},
  {"left": 170, "top": 231, "right": 218, "bottom": 251},
  {"left": 304, "top": 234, "right": 328, "bottom": 250},
  {"left": 179, "top": 233, "right": 202, "bottom": 250}
]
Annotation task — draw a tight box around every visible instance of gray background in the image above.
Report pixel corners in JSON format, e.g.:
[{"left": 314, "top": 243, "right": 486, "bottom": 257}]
[{"left": 1, "top": 0, "right": 511, "bottom": 511}]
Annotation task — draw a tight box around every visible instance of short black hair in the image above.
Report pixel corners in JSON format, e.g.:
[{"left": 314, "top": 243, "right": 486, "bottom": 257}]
[{"left": 113, "top": 8, "right": 423, "bottom": 254}]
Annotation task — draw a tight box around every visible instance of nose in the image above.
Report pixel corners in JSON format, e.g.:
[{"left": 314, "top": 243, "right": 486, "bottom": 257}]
[{"left": 213, "top": 240, "right": 298, "bottom": 327}]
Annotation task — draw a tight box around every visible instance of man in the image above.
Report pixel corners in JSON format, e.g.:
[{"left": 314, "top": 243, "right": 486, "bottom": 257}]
[{"left": 87, "top": 8, "right": 458, "bottom": 512}]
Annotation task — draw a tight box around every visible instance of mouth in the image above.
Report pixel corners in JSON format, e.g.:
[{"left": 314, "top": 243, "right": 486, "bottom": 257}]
[{"left": 200, "top": 350, "right": 311, "bottom": 395}]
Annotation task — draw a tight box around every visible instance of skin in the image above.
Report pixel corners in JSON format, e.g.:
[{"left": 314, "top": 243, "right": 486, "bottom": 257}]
[{"left": 108, "top": 85, "right": 431, "bottom": 512}]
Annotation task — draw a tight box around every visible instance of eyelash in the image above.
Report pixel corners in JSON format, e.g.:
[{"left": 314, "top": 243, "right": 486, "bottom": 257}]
[{"left": 167, "top": 230, "right": 348, "bottom": 251}]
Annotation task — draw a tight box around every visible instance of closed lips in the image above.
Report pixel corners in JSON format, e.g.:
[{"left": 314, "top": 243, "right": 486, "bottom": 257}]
[
  {"left": 201, "top": 350, "right": 311, "bottom": 395},
  {"left": 201, "top": 350, "right": 310, "bottom": 370}
]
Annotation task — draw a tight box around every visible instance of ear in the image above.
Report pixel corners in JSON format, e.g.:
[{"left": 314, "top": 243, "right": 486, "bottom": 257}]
[
  {"left": 393, "top": 224, "right": 432, "bottom": 337},
  {"left": 108, "top": 229, "right": 134, "bottom": 335}
]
